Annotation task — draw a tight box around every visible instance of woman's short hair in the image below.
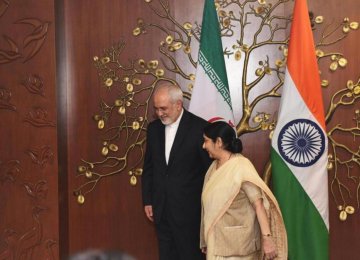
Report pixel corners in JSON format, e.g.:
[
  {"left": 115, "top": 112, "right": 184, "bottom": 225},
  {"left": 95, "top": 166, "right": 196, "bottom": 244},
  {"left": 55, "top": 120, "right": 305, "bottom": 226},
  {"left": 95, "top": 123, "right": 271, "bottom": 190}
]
[{"left": 204, "top": 121, "right": 243, "bottom": 153}]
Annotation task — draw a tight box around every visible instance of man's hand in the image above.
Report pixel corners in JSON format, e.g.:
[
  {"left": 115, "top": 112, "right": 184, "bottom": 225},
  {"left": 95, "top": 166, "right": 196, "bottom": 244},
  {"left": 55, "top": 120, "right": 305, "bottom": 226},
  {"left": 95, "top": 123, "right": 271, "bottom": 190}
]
[{"left": 144, "top": 205, "right": 154, "bottom": 222}]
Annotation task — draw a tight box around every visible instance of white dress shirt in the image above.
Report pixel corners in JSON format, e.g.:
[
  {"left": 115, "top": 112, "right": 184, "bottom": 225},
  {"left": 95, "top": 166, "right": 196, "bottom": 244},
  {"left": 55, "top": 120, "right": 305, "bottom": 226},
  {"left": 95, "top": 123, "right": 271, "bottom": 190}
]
[{"left": 165, "top": 109, "right": 184, "bottom": 164}]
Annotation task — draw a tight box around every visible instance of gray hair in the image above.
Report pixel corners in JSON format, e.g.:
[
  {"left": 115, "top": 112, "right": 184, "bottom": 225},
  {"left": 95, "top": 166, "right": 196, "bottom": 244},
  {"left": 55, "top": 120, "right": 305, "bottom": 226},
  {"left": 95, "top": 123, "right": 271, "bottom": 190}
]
[{"left": 154, "top": 83, "right": 183, "bottom": 103}]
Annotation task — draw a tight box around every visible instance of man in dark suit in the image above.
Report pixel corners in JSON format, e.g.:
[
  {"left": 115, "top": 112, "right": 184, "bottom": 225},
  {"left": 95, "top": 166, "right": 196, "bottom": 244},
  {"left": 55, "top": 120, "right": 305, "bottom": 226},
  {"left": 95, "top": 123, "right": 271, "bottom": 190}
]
[{"left": 142, "top": 83, "right": 212, "bottom": 260}]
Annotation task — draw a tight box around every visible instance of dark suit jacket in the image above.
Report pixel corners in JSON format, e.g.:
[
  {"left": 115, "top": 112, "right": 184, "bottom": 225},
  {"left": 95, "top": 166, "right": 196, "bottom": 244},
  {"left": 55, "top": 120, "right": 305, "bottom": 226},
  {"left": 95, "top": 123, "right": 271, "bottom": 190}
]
[{"left": 142, "top": 109, "right": 212, "bottom": 225}]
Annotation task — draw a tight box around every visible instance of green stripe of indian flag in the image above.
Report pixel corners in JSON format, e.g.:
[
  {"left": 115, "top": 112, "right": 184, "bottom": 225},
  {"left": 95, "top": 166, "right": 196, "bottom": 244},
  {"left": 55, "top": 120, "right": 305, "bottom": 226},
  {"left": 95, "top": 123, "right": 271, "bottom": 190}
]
[
  {"left": 189, "top": 0, "right": 235, "bottom": 126},
  {"left": 271, "top": 149, "right": 329, "bottom": 260}
]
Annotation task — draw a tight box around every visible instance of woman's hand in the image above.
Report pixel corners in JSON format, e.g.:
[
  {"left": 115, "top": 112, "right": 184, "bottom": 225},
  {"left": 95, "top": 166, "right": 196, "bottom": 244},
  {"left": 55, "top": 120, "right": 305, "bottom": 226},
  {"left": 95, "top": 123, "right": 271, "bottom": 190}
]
[
  {"left": 262, "top": 236, "right": 277, "bottom": 259},
  {"left": 201, "top": 247, "right": 207, "bottom": 254}
]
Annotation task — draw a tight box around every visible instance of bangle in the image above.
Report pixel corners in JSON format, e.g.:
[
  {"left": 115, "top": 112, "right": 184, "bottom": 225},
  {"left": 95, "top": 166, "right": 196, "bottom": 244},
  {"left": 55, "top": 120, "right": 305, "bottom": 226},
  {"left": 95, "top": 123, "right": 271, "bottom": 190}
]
[{"left": 262, "top": 233, "right": 271, "bottom": 237}]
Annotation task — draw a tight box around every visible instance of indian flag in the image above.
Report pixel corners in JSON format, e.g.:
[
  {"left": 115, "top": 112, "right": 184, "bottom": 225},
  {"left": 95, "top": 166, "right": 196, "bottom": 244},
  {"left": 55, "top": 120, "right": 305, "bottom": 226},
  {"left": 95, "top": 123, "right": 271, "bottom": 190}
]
[
  {"left": 271, "top": 0, "right": 329, "bottom": 259},
  {"left": 271, "top": 0, "right": 329, "bottom": 260},
  {"left": 189, "top": 0, "right": 235, "bottom": 126}
]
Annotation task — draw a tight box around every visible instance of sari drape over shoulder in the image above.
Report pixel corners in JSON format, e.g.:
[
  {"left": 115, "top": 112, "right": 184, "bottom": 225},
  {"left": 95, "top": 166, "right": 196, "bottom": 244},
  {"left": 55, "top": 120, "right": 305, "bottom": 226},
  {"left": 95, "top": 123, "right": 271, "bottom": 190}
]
[{"left": 201, "top": 154, "right": 287, "bottom": 259}]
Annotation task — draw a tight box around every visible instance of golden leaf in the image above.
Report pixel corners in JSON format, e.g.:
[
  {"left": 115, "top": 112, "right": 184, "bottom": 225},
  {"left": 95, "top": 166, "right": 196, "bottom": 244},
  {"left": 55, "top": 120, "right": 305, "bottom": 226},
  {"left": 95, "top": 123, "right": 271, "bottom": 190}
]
[
  {"left": 188, "top": 83, "right": 193, "bottom": 91},
  {"left": 264, "top": 67, "right": 272, "bottom": 75},
  {"left": 350, "top": 22, "right": 359, "bottom": 30},
  {"left": 343, "top": 25, "right": 350, "bottom": 33},
  {"left": 321, "top": 80, "right": 329, "bottom": 87},
  {"left": 218, "top": 10, "right": 226, "bottom": 17},
  {"left": 339, "top": 210, "right": 347, "bottom": 221},
  {"left": 283, "top": 48, "right": 288, "bottom": 57},
  {"left": 347, "top": 80, "right": 354, "bottom": 89},
  {"left": 240, "top": 44, "right": 249, "bottom": 52},
  {"left": 101, "top": 57, "right": 110, "bottom": 64},
  {"left": 93, "top": 56, "right": 99, "bottom": 61},
  {"left": 148, "top": 60, "right": 158, "bottom": 69},
  {"left": 269, "top": 131, "right": 274, "bottom": 140},
  {"left": 275, "top": 59, "right": 284, "bottom": 67},
  {"left": 329, "top": 62, "right": 338, "bottom": 71},
  {"left": 183, "top": 22, "right": 192, "bottom": 30},
  {"left": 345, "top": 206, "right": 355, "bottom": 214},
  {"left": 315, "top": 49, "right": 324, "bottom": 57},
  {"left": 128, "top": 171, "right": 133, "bottom": 176},
  {"left": 315, "top": 16, "right": 324, "bottom": 24},
  {"left": 189, "top": 74, "right": 196, "bottom": 81},
  {"left": 101, "top": 147, "right": 109, "bottom": 156},
  {"left": 132, "top": 121, "right": 140, "bottom": 130},
  {"left": 136, "top": 17, "right": 143, "bottom": 25},
  {"left": 139, "top": 116, "right": 144, "bottom": 122},
  {"left": 338, "top": 58, "right": 347, "bottom": 67},
  {"left": 138, "top": 59, "right": 145, "bottom": 67},
  {"left": 130, "top": 176, "right": 137, "bottom": 186},
  {"left": 172, "top": 42, "right": 183, "bottom": 50},
  {"left": 78, "top": 166, "right": 86, "bottom": 173},
  {"left": 126, "top": 101, "right": 131, "bottom": 107},
  {"left": 118, "top": 106, "right": 126, "bottom": 115},
  {"left": 223, "top": 18, "right": 230, "bottom": 28},
  {"left": 354, "top": 86, "right": 360, "bottom": 95},
  {"left": 184, "top": 45, "right": 191, "bottom": 54},
  {"left": 261, "top": 123, "right": 268, "bottom": 131},
  {"left": 115, "top": 99, "right": 122, "bottom": 106},
  {"left": 133, "top": 78, "right": 142, "bottom": 85},
  {"left": 105, "top": 78, "right": 113, "bottom": 87},
  {"left": 85, "top": 171, "right": 92, "bottom": 179},
  {"left": 255, "top": 6, "right": 265, "bottom": 14},
  {"left": 327, "top": 162, "right": 333, "bottom": 170},
  {"left": 255, "top": 68, "right": 264, "bottom": 76},
  {"left": 156, "top": 69, "right": 164, "bottom": 76},
  {"left": 93, "top": 114, "right": 101, "bottom": 121},
  {"left": 133, "top": 27, "right": 141, "bottom": 36},
  {"left": 235, "top": 51, "right": 241, "bottom": 61},
  {"left": 135, "top": 168, "right": 143, "bottom": 176},
  {"left": 258, "top": 0, "right": 266, "bottom": 4},
  {"left": 253, "top": 115, "right": 262, "bottom": 123},
  {"left": 98, "top": 119, "right": 105, "bottom": 129},
  {"left": 77, "top": 195, "right": 85, "bottom": 205},
  {"left": 109, "top": 144, "right": 118, "bottom": 152},
  {"left": 126, "top": 83, "right": 133, "bottom": 92},
  {"left": 337, "top": 205, "right": 343, "bottom": 211},
  {"left": 166, "top": 35, "right": 173, "bottom": 45}
]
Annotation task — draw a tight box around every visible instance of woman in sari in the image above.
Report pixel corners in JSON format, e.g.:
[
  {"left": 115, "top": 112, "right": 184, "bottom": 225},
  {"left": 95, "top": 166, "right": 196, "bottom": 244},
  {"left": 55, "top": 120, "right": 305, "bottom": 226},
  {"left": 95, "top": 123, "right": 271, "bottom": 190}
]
[{"left": 200, "top": 121, "right": 287, "bottom": 260}]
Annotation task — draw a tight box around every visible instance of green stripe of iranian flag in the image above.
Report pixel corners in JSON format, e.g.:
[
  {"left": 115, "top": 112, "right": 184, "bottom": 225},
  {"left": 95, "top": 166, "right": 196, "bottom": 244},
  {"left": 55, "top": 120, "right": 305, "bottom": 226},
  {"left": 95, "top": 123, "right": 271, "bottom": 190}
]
[
  {"left": 271, "top": 0, "right": 329, "bottom": 259},
  {"left": 189, "top": 0, "right": 235, "bottom": 126}
]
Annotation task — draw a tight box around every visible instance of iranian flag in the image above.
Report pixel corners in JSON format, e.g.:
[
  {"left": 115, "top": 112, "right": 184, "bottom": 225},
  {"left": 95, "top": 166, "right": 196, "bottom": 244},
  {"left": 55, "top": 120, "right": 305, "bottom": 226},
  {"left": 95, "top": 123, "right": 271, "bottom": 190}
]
[
  {"left": 189, "top": 0, "right": 235, "bottom": 126},
  {"left": 271, "top": 0, "right": 329, "bottom": 259}
]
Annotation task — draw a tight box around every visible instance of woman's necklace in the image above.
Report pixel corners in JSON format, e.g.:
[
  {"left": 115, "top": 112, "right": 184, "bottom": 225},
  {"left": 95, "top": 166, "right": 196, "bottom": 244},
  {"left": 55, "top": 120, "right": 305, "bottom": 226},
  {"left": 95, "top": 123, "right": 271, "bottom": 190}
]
[{"left": 216, "top": 152, "right": 232, "bottom": 169}]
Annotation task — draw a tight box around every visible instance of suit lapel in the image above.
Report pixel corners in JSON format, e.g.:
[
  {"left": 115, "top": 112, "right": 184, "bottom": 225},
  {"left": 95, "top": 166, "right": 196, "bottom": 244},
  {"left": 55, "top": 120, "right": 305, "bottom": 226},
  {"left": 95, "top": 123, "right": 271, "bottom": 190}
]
[
  {"left": 157, "top": 122, "right": 166, "bottom": 165},
  {"left": 167, "top": 110, "right": 190, "bottom": 167}
]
